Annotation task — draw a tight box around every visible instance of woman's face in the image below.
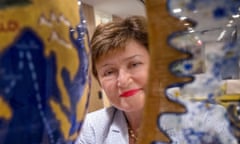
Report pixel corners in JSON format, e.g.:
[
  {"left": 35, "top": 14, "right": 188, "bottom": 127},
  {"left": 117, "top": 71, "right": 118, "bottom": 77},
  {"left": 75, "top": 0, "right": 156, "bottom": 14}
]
[{"left": 96, "top": 40, "right": 149, "bottom": 112}]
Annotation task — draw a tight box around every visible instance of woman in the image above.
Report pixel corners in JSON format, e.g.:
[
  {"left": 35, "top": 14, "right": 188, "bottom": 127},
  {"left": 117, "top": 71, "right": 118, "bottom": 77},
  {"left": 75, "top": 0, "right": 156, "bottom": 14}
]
[{"left": 76, "top": 16, "right": 149, "bottom": 144}]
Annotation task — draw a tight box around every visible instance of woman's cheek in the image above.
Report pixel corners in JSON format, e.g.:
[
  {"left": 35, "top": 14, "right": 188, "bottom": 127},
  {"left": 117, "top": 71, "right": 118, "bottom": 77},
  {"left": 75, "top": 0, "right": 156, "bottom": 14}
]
[{"left": 103, "top": 83, "right": 116, "bottom": 97}]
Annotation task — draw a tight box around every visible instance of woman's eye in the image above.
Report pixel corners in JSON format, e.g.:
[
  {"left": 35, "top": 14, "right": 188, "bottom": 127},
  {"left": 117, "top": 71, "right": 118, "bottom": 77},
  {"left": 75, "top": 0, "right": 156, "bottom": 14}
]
[
  {"left": 130, "top": 62, "right": 141, "bottom": 68},
  {"left": 103, "top": 70, "right": 115, "bottom": 77}
]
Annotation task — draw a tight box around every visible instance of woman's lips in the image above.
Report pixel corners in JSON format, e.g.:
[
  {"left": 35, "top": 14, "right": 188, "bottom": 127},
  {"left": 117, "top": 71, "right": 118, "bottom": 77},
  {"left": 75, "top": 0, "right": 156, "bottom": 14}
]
[{"left": 120, "top": 88, "right": 142, "bottom": 98}]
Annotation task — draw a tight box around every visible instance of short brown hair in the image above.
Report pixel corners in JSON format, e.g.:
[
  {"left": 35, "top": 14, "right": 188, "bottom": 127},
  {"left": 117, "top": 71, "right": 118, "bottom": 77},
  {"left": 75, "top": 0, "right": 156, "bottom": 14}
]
[{"left": 90, "top": 16, "right": 148, "bottom": 80}]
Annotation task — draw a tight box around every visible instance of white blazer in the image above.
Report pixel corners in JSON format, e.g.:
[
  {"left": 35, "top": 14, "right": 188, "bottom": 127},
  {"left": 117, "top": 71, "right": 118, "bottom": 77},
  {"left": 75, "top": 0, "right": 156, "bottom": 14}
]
[{"left": 75, "top": 107, "right": 129, "bottom": 144}]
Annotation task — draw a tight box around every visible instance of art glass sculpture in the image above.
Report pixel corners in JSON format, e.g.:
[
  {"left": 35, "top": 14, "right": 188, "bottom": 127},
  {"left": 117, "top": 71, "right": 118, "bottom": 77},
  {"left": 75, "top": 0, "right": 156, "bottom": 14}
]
[
  {"left": 140, "top": 0, "right": 239, "bottom": 144},
  {"left": 0, "top": 0, "right": 90, "bottom": 143}
]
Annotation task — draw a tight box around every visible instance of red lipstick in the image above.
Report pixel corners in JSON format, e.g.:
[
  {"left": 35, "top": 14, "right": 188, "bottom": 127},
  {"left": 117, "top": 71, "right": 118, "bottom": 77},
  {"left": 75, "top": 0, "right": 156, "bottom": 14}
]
[{"left": 120, "top": 89, "right": 141, "bottom": 98}]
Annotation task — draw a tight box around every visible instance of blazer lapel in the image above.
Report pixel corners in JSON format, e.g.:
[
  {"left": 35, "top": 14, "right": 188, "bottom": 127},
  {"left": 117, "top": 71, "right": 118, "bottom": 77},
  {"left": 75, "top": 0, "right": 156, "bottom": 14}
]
[{"left": 104, "top": 110, "right": 129, "bottom": 144}]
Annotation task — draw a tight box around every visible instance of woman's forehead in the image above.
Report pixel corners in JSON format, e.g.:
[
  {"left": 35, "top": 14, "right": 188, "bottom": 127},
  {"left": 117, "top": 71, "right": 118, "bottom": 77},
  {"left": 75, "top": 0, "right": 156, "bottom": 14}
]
[
  {"left": 97, "top": 47, "right": 125, "bottom": 60},
  {"left": 96, "top": 39, "right": 146, "bottom": 62}
]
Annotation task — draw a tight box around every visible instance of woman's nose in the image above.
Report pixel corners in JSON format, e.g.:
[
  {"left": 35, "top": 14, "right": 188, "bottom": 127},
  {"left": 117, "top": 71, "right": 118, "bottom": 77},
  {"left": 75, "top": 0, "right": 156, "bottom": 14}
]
[{"left": 117, "top": 69, "right": 131, "bottom": 88}]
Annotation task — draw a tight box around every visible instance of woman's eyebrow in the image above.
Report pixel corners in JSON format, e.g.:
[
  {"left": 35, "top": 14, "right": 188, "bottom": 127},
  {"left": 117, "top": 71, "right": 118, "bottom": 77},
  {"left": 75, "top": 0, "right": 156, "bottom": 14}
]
[
  {"left": 99, "top": 63, "right": 113, "bottom": 69},
  {"left": 98, "top": 55, "right": 143, "bottom": 70},
  {"left": 124, "top": 55, "right": 143, "bottom": 61}
]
